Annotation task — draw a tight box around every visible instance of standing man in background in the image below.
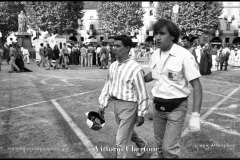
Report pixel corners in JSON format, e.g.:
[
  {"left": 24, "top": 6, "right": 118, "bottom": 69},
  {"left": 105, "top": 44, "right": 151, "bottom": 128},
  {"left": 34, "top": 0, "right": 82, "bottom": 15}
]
[
  {"left": 37, "top": 43, "right": 45, "bottom": 67},
  {"left": 80, "top": 44, "right": 87, "bottom": 67},
  {"left": 22, "top": 46, "right": 30, "bottom": 64},
  {"left": 62, "top": 43, "right": 70, "bottom": 69},
  {"left": 181, "top": 36, "right": 198, "bottom": 65},
  {"left": 87, "top": 44, "right": 94, "bottom": 67},
  {"left": 45, "top": 43, "right": 53, "bottom": 70}
]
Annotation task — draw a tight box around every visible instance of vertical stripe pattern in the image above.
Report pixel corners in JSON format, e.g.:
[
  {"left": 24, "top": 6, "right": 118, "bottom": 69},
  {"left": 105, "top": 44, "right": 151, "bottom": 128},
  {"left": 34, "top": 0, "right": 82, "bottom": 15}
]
[{"left": 99, "top": 59, "right": 149, "bottom": 117}]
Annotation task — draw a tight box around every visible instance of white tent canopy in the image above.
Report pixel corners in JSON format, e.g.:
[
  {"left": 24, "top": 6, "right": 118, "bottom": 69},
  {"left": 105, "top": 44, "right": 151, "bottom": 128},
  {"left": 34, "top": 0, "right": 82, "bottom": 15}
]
[
  {"left": 46, "top": 34, "right": 67, "bottom": 48},
  {"left": 86, "top": 38, "right": 97, "bottom": 43}
]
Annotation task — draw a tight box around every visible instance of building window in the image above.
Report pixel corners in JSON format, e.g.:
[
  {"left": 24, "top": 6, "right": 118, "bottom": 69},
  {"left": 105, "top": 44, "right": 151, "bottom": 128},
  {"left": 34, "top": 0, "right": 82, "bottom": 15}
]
[
  {"left": 150, "top": 10, "right": 153, "bottom": 16},
  {"left": 100, "top": 37, "right": 104, "bottom": 41},
  {"left": 227, "top": 2, "right": 232, "bottom": 6},
  {"left": 90, "top": 24, "right": 94, "bottom": 30},
  {"left": 150, "top": 1, "right": 153, "bottom": 7},
  {"left": 227, "top": 23, "right": 230, "bottom": 31},
  {"left": 225, "top": 37, "right": 229, "bottom": 43}
]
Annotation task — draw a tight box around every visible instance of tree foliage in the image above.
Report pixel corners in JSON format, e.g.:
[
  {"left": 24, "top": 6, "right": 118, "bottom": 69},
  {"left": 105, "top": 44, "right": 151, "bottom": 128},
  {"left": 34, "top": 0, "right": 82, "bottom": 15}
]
[
  {"left": 23, "top": 1, "right": 84, "bottom": 35},
  {"left": 155, "top": 2, "right": 223, "bottom": 36},
  {"left": 0, "top": 1, "right": 24, "bottom": 45},
  {"left": 97, "top": 2, "right": 145, "bottom": 35}
]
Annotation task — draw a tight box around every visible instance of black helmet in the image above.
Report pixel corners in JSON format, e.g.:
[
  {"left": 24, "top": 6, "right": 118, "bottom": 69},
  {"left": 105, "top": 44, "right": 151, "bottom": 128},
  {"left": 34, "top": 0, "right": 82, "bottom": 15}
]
[{"left": 85, "top": 111, "right": 105, "bottom": 131}]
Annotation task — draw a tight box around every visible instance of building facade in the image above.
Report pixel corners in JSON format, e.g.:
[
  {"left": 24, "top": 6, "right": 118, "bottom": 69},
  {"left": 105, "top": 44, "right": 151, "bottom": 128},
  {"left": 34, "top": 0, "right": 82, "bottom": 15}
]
[
  {"left": 217, "top": 1, "right": 240, "bottom": 47},
  {"left": 79, "top": 1, "right": 159, "bottom": 44},
  {"left": 79, "top": 1, "right": 240, "bottom": 46}
]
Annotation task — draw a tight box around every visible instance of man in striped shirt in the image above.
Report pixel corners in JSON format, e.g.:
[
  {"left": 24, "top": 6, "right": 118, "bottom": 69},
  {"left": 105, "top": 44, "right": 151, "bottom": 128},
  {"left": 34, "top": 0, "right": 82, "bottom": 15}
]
[{"left": 98, "top": 35, "right": 149, "bottom": 158}]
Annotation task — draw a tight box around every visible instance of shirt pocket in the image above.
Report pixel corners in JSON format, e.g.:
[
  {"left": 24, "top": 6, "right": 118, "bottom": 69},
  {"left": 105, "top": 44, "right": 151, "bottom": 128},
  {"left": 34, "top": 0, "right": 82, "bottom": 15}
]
[{"left": 167, "top": 66, "right": 183, "bottom": 82}]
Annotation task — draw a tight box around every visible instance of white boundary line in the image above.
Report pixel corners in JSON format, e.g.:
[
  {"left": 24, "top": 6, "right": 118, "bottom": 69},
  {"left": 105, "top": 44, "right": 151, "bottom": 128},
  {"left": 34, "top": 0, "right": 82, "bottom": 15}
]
[
  {"left": 203, "top": 91, "right": 240, "bottom": 101},
  {"left": 181, "top": 85, "right": 240, "bottom": 138},
  {"left": 202, "top": 120, "right": 240, "bottom": 136},
  {"left": 201, "top": 85, "right": 240, "bottom": 120},
  {"left": 0, "top": 89, "right": 101, "bottom": 114},
  {"left": 51, "top": 99, "right": 104, "bottom": 158}
]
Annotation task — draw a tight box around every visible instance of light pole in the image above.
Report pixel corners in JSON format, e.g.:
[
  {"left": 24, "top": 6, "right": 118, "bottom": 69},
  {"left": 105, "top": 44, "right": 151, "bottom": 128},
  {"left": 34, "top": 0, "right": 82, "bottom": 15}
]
[{"left": 172, "top": 3, "right": 179, "bottom": 24}]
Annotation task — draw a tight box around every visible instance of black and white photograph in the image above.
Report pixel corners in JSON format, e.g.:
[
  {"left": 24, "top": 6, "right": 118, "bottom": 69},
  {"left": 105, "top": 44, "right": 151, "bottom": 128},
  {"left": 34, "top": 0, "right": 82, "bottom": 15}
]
[{"left": 0, "top": 1, "right": 240, "bottom": 158}]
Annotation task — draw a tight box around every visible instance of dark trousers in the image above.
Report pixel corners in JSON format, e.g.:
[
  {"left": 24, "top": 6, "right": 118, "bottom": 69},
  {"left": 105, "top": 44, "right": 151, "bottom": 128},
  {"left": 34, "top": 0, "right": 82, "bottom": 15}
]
[{"left": 220, "top": 61, "right": 228, "bottom": 70}]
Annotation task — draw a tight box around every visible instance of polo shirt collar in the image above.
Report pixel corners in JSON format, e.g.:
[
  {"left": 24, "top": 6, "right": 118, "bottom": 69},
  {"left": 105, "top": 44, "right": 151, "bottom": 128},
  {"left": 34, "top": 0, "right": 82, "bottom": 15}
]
[
  {"left": 168, "top": 43, "right": 178, "bottom": 57},
  {"left": 159, "top": 43, "right": 177, "bottom": 57}
]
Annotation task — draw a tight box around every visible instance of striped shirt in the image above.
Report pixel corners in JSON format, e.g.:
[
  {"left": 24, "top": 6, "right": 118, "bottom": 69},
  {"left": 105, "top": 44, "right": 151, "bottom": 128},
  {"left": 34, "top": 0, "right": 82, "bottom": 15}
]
[{"left": 99, "top": 59, "right": 149, "bottom": 117}]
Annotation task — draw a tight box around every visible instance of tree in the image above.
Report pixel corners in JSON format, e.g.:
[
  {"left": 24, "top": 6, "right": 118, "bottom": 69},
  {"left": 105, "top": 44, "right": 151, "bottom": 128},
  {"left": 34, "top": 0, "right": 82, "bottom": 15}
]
[
  {"left": 97, "top": 2, "right": 145, "bottom": 35},
  {"left": 0, "top": 1, "right": 24, "bottom": 46},
  {"left": 23, "top": 1, "right": 84, "bottom": 36},
  {"left": 155, "top": 2, "right": 223, "bottom": 37}
]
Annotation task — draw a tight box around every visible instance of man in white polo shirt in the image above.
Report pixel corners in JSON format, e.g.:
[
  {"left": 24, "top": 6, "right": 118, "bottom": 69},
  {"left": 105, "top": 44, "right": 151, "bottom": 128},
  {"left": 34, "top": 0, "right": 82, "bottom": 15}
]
[{"left": 144, "top": 19, "right": 203, "bottom": 158}]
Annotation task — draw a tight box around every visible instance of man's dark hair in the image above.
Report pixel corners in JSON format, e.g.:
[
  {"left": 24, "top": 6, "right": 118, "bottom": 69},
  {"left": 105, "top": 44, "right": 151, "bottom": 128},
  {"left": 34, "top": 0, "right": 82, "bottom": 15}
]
[
  {"left": 153, "top": 18, "right": 181, "bottom": 44},
  {"left": 114, "top": 35, "right": 133, "bottom": 48},
  {"left": 40, "top": 43, "right": 43, "bottom": 46},
  {"left": 102, "top": 41, "right": 107, "bottom": 46},
  {"left": 182, "top": 36, "right": 190, "bottom": 42}
]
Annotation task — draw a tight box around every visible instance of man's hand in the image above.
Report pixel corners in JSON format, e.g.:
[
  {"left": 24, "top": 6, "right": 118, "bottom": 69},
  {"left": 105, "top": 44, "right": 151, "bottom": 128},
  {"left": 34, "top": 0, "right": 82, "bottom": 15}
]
[
  {"left": 188, "top": 112, "right": 200, "bottom": 132},
  {"left": 98, "top": 106, "right": 105, "bottom": 117},
  {"left": 136, "top": 116, "right": 144, "bottom": 127}
]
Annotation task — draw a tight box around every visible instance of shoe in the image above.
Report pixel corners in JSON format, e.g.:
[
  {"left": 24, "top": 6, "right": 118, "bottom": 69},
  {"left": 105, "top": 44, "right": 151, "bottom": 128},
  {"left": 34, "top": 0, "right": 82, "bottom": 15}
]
[{"left": 136, "top": 141, "right": 148, "bottom": 157}]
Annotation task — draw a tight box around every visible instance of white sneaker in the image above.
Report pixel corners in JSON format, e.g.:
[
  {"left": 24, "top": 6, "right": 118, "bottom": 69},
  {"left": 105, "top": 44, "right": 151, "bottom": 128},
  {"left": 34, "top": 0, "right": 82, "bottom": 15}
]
[{"left": 136, "top": 141, "right": 148, "bottom": 157}]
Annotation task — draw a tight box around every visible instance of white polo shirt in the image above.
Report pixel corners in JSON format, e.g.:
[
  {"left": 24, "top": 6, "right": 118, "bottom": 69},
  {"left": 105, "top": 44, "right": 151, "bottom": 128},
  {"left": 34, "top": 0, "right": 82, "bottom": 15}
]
[{"left": 149, "top": 43, "right": 201, "bottom": 99}]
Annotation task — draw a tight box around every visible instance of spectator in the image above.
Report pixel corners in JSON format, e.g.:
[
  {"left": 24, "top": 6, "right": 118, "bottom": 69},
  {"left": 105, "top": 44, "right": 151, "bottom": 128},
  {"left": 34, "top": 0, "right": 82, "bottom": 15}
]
[
  {"left": 53, "top": 44, "right": 61, "bottom": 70},
  {"left": 22, "top": 46, "right": 30, "bottom": 64},
  {"left": 211, "top": 45, "right": 218, "bottom": 68},
  {"left": 199, "top": 43, "right": 212, "bottom": 75},
  {"left": 95, "top": 44, "right": 101, "bottom": 66},
  {"left": 0, "top": 48, "right": 3, "bottom": 71},
  {"left": 72, "top": 44, "right": 80, "bottom": 65},
  {"left": 45, "top": 44, "right": 53, "bottom": 70},
  {"left": 62, "top": 43, "right": 70, "bottom": 69},
  {"left": 8, "top": 43, "right": 20, "bottom": 73},
  {"left": 220, "top": 45, "right": 231, "bottom": 71},
  {"left": 182, "top": 36, "right": 198, "bottom": 65},
  {"left": 67, "top": 44, "right": 73, "bottom": 65},
  {"left": 80, "top": 44, "right": 88, "bottom": 67},
  {"left": 87, "top": 44, "right": 94, "bottom": 67},
  {"left": 15, "top": 44, "right": 32, "bottom": 72},
  {"left": 100, "top": 42, "right": 108, "bottom": 69},
  {"left": 37, "top": 43, "right": 46, "bottom": 67},
  {"left": 109, "top": 44, "right": 116, "bottom": 63}
]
